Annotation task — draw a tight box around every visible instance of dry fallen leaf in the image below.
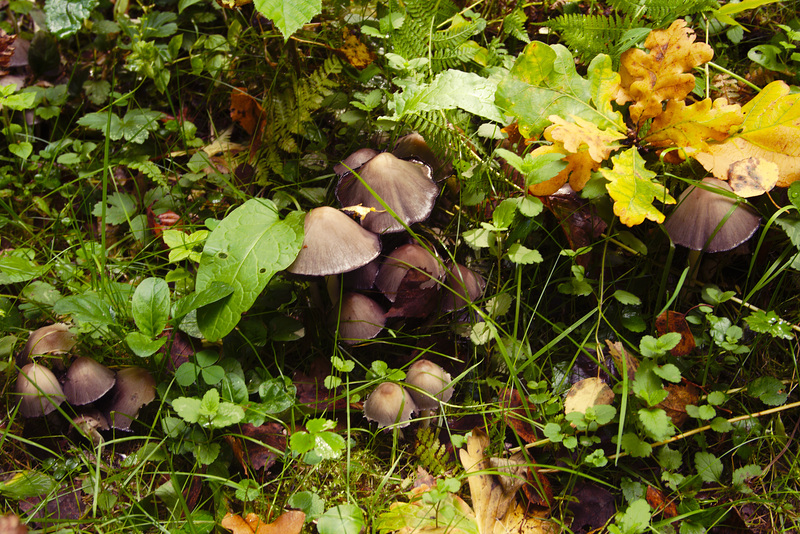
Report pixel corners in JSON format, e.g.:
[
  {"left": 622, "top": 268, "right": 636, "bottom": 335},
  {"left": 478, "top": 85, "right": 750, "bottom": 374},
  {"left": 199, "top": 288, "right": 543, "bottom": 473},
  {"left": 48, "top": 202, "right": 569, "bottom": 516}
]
[
  {"left": 655, "top": 311, "right": 695, "bottom": 357},
  {"left": 726, "top": 157, "right": 779, "bottom": 197},
  {"left": 527, "top": 145, "right": 600, "bottom": 196},
  {"left": 619, "top": 19, "right": 714, "bottom": 123},
  {"left": 221, "top": 511, "right": 305, "bottom": 534},
  {"left": 564, "top": 377, "right": 614, "bottom": 416},
  {"left": 646, "top": 486, "right": 678, "bottom": 519},
  {"left": 230, "top": 87, "right": 263, "bottom": 135},
  {"left": 657, "top": 381, "right": 699, "bottom": 428},
  {"left": 337, "top": 28, "right": 376, "bottom": 69},
  {"left": 606, "top": 340, "right": 638, "bottom": 381}
]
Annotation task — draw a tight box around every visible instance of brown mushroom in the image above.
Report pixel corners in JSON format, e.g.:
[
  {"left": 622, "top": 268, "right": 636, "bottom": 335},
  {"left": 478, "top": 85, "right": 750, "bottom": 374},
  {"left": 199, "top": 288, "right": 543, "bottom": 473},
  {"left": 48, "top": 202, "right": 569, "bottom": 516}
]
[
  {"left": 392, "top": 132, "right": 450, "bottom": 180},
  {"left": 336, "top": 152, "right": 438, "bottom": 234},
  {"left": 15, "top": 363, "right": 66, "bottom": 417},
  {"left": 363, "top": 382, "right": 416, "bottom": 428},
  {"left": 18, "top": 323, "right": 76, "bottom": 363},
  {"left": 664, "top": 178, "right": 761, "bottom": 252},
  {"left": 375, "top": 244, "right": 444, "bottom": 303},
  {"left": 107, "top": 367, "right": 156, "bottom": 431},
  {"left": 287, "top": 206, "right": 382, "bottom": 276},
  {"left": 441, "top": 263, "right": 485, "bottom": 312},
  {"left": 63, "top": 357, "right": 116, "bottom": 406},
  {"left": 405, "top": 359, "right": 453, "bottom": 428},
  {"left": 333, "top": 148, "right": 379, "bottom": 177},
  {"left": 336, "top": 292, "right": 386, "bottom": 344}
]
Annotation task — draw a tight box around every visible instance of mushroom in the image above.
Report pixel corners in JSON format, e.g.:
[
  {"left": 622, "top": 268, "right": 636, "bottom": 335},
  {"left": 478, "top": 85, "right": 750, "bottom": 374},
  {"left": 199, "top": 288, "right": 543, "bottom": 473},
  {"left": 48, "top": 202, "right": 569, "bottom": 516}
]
[
  {"left": 664, "top": 178, "right": 761, "bottom": 252},
  {"left": 333, "top": 148, "right": 379, "bottom": 177},
  {"left": 71, "top": 408, "right": 110, "bottom": 445},
  {"left": 336, "top": 292, "right": 386, "bottom": 344},
  {"left": 106, "top": 367, "right": 156, "bottom": 431},
  {"left": 63, "top": 357, "right": 116, "bottom": 406},
  {"left": 287, "top": 206, "right": 381, "bottom": 276},
  {"left": 363, "top": 382, "right": 416, "bottom": 429},
  {"left": 342, "top": 258, "right": 380, "bottom": 290},
  {"left": 392, "top": 133, "right": 450, "bottom": 180},
  {"left": 441, "top": 263, "right": 485, "bottom": 312},
  {"left": 15, "top": 363, "right": 66, "bottom": 417},
  {"left": 18, "top": 323, "right": 76, "bottom": 364},
  {"left": 404, "top": 359, "right": 453, "bottom": 427},
  {"left": 336, "top": 152, "right": 439, "bottom": 234},
  {"left": 375, "top": 244, "right": 444, "bottom": 303}
]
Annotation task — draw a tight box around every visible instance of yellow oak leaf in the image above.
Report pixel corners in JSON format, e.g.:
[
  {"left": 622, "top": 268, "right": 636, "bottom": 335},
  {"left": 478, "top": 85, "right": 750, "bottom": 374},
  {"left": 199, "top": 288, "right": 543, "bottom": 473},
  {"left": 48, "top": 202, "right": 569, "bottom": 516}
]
[
  {"left": 600, "top": 148, "right": 676, "bottom": 226},
  {"left": 620, "top": 19, "right": 714, "bottom": 124},
  {"left": 544, "top": 115, "right": 626, "bottom": 163},
  {"left": 527, "top": 144, "right": 600, "bottom": 196},
  {"left": 694, "top": 81, "right": 800, "bottom": 186},
  {"left": 645, "top": 98, "right": 744, "bottom": 157}
]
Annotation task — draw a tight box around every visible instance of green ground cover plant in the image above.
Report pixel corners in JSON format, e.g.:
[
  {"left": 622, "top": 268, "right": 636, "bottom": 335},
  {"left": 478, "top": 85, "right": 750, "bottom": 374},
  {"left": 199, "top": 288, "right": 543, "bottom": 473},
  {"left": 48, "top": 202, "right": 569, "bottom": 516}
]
[{"left": 1, "top": 0, "right": 800, "bottom": 532}]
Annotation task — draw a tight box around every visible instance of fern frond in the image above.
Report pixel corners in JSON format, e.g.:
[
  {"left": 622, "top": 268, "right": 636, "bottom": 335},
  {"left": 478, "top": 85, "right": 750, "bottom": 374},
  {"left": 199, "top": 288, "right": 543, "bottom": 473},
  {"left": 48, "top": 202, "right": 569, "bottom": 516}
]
[
  {"left": 502, "top": 5, "right": 530, "bottom": 44},
  {"left": 607, "top": 0, "right": 719, "bottom": 21},
  {"left": 546, "top": 13, "right": 646, "bottom": 65}
]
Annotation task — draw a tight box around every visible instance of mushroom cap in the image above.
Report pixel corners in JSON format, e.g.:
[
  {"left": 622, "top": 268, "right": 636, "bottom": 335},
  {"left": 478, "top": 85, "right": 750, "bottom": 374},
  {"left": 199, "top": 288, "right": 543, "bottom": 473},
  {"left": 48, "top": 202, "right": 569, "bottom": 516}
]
[
  {"left": 363, "top": 382, "right": 417, "bottom": 428},
  {"left": 336, "top": 292, "right": 386, "bottom": 344},
  {"left": 392, "top": 133, "right": 448, "bottom": 179},
  {"left": 664, "top": 178, "right": 761, "bottom": 252},
  {"left": 107, "top": 367, "right": 156, "bottom": 431},
  {"left": 333, "top": 148, "right": 379, "bottom": 177},
  {"left": 375, "top": 244, "right": 444, "bottom": 303},
  {"left": 336, "top": 152, "right": 439, "bottom": 234},
  {"left": 404, "top": 360, "right": 453, "bottom": 411},
  {"left": 287, "top": 207, "right": 382, "bottom": 276},
  {"left": 15, "top": 363, "right": 66, "bottom": 417},
  {"left": 343, "top": 258, "right": 380, "bottom": 290},
  {"left": 442, "top": 263, "right": 485, "bottom": 311},
  {"left": 63, "top": 357, "right": 116, "bottom": 405},
  {"left": 19, "top": 323, "right": 76, "bottom": 362}
]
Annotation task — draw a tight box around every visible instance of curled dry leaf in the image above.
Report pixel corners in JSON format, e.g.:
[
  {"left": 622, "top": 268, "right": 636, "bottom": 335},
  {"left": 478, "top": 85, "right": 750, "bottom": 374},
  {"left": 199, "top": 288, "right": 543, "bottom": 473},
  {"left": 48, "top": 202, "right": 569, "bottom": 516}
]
[
  {"left": 221, "top": 511, "right": 305, "bottom": 534},
  {"left": 563, "top": 377, "right": 614, "bottom": 416},
  {"left": 655, "top": 311, "right": 695, "bottom": 357}
]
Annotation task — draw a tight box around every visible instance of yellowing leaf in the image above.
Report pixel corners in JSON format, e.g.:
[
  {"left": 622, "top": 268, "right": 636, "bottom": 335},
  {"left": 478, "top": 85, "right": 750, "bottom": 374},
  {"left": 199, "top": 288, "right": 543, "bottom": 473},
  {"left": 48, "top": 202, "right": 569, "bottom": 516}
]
[
  {"left": 526, "top": 145, "right": 599, "bottom": 196},
  {"left": 694, "top": 81, "right": 800, "bottom": 186},
  {"left": 564, "top": 377, "right": 614, "bottom": 416},
  {"left": 620, "top": 19, "right": 714, "bottom": 123},
  {"left": 646, "top": 98, "right": 744, "bottom": 157},
  {"left": 727, "top": 157, "right": 779, "bottom": 197},
  {"left": 600, "top": 148, "right": 675, "bottom": 226},
  {"left": 544, "top": 115, "right": 625, "bottom": 162},
  {"left": 221, "top": 511, "right": 305, "bottom": 534}
]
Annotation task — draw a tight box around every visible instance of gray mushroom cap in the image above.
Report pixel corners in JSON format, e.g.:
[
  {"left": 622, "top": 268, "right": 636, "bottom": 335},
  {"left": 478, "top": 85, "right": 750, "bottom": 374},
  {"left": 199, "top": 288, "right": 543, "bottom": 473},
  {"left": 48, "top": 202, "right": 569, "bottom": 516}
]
[
  {"left": 375, "top": 244, "right": 444, "bottom": 303},
  {"left": 334, "top": 148, "right": 379, "bottom": 177},
  {"left": 336, "top": 292, "right": 386, "bottom": 344},
  {"left": 107, "top": 367, "right": 156, "bottom": 431},
  {"left": 442, "top": 263, "right": 485, "bottom": 311},
  {"left": 287, "top": 206, "right": 382, "bottom": 276},
  {"left": 15, "top": 363, "right": 66, "bottom": 417},
  {"left": 664, "top": 178, "right": 761, "bottom": 252},
  {"left": 404, "top": 359, "right": 453, "bottom": 411},
  {"left": 19, "top": 323, "right": 76, "bottom": 363},
  {"left": 363, "top": 382, "right": 417, "bottom": 428},
  {"left": 63, "top": 357, "right": 116, "bottom": 405},
  {"left": 336, "top": 152, "right": 439, "bottom": 234}
]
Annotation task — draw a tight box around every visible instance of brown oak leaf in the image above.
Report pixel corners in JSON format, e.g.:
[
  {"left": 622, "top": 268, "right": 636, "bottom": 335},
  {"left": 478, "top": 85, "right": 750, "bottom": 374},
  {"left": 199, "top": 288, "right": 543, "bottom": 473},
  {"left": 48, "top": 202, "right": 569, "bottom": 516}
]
[{"left": 655, "top": 310, "right": 695, "bottom": 357}]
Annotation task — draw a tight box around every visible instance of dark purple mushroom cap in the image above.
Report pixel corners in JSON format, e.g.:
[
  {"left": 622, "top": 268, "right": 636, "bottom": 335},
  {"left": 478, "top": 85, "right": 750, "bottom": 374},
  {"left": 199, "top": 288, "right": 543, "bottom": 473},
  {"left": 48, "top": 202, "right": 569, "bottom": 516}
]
[
  {"left": 333, "top": 148, "right": 379, "bottom": 177},
  {"left": 336, "top": 152, "right": 438, "bottom": 234},
  {"left": 107, "top": 367, "right": 156, "bottom": 431},
  {"left": 63, "top": 357, "right": 116, "bottom": 406},
  {"left": 442, "top": 263, "right": 485, "bottom": 311},
  {"left": 336, "top": 292, "right": 386, "bottom": 344},
  {"left": 392, "top": 133, "right": 449, "bottom": 179},
  {"left": 375, "top": 244, "right": 444, "bottom": 303},
  {"left": 15, "top": 363, "right": 66, "bottom": 417},
  {"left": 664, "top": 178, "right": 761, "bottom": 252},
  {"left": 19, "top": 323, "right": 76, "bottom": 362},
  {"left": 287, "top": 207, "right": 382, "bottom": 276},
  {"left": 343, "top": 258, "right": 380, "bottom": 290},
  {"left": 404, "top": 359, "right": 453, "bottom": 411},
  {"left": 363, "top": 382, "right": 416, "bottom": 428}
]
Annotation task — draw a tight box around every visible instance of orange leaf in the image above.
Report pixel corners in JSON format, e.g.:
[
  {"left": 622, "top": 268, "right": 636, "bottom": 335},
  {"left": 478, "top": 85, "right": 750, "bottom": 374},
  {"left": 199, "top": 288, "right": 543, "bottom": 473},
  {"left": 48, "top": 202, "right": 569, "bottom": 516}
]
[
  {"left": 646, "top": 98, "right": 744, "bottom": 158},
  {"left": 526, "top": 144, "right": 599, "bottom": 196},
  {"left": 230, "top": 87, "right": 263, "bottom": 135},
  {"left": 337, "top": 28, "right": 376, "bottom": 69},
  {"left": 646, "top": 486, "right": 678, "bottom": 518},
  {"left": 655, "top": 311, "right": 695, "bottom": 357},
  {"left": 221, "top": 511, "right": 305, "bottom": 534},
  {"left": 544, "top": 115, "right": 625, "bottom": 163},
  {"left": 620, "top": 19, "right": 713, "bottom": 123}
]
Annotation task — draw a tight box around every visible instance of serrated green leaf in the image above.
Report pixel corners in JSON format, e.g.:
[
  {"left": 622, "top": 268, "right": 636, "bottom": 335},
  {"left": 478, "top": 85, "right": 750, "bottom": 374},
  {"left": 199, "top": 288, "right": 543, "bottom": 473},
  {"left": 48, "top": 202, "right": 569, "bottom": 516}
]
[
  {"left": 732, "top": 464, "right": 762, "bottom": 492},
  {"left": 653, "top": 363, "right": 681, "bottom": 383},
  {"left": 600, "top": 148, "right": 675, "bottom": 226},
  {"left": 657, "top": 446, "right": 682, "bottom": 471},
  {"left": 707, "top": 391, "right": 727, "bottom": 405},
  {"left": 638, "top": 407, "right": 675, "bottom": 441},
  {"left": 252, "top": 0, "right": 321, "bottom": 41},
  {"left": 614, "top": 499, "right": 651, "bottom": 534},
  {"left": 77, "top": 111, "right": 123, "bottom": 140},
  {"left": 195, "top": 200, "right": 303, "bottom": 341},
  {"left": 744, "top": 309, "right": 794, "bottom": 340},
  {"left": 748, "top": 376, "right": 788, "bottom": 406},
  {"left": 506, "top": 243, "right": 543, "bottom": 264},
  {"left": 0, "top": 471, "right": 57, "bottom": 500},
  {"left": 0, "top": 255, "right": 47, "bottom": 284},
  {"left": 694, "top": 451, "right": 723, "bottom": 483},
  {"left": 119, "top": 109, "right": 165, "bottom": 144},
  {"left": 173, "top": 396, "right": 203, "bottom": 424},
  {"left": 620, "top": 433, "right": 652, "bottom": 457},
  {"left": 45, "top": 0, "right": 99, "bottom": 38},
  {"left": 132, "top": 277, "right": 170, "bottom": 337}
]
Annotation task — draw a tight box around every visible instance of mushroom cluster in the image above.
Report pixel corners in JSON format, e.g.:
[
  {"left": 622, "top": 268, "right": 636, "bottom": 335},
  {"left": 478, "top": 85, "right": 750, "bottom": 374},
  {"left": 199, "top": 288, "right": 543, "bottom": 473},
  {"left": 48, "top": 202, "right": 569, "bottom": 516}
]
[
  {"left": 13, "top": 325, "right": 156, "bottom": 438},
  {"left": 363, "top": 359, "right": 453, "bottom": 429}
]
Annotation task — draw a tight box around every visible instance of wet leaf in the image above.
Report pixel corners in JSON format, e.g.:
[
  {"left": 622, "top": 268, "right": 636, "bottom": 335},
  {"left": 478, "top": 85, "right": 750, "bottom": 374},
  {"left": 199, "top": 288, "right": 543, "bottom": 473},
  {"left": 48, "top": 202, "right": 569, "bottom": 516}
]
[
  {"left": 727, "top": 156, "right": 779, "bottom": 197},
  {"left": 564, "top": 377, "right": 614, "bottom": 416},
  {"left": 655, "top": 311, "right": 696, "bottom": 357},
  {"left": 600, "top": 148, "right": 675, "bottom": 226}
]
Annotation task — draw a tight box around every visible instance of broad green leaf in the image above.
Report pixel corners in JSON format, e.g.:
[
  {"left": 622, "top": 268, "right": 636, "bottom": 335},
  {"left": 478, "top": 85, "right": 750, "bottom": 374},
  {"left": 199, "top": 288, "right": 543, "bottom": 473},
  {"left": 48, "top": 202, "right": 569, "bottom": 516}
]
[
  {"left": 391, "top": 69, "right": 504, "bottom": 123},
  {"left": 732, "top": 464, "right": 763, "bottom": 492},
  {"left": 45, "top": 0, "right": 99, "bottom": 38},
  {"left": 612, "top": 499, "right": 651, "bottom": 534},
  {"left": 163, "top": 229, "right": 208, "bottom": 263},
  {"left": 613, "top": 290, "right": 641, "bottom": 306},
  {"left": 600, "top": 148, "right": 675, "bottom": 226},
  {"left": 171, "top": 282, "right": 234, "bottom": 323},
  {"left": 132, "top": 277, "right": 170, "bottom": 337},
  {"left": 694, "top": 451, "right": 723, "bottom": 483},
  {"left": 119, "top": 109, "right": 165, "bottom": 144},
  {"left": 91, "top": 192, "right": 138, "bottom": 226},
  {"left": 506, "top": 243, "right": 543, "bottom": 264},
  {"left": 0, "top": 471, "right": 57, "bottom": 499},
  {"left": 744, "top": 310, "right": 794, "bottom": 340},
  {"left": 748, "top": 376, "right": 788, "bottom": 406},
  {"left": 53, "top": 293, "right": 115, "bottom": 326},
  {"left": 258, "top": 377, "right": 296, "bottom": 413},
  {"left": 0, "top": 255, "right": 47, "bottom": 284},
  {"left": 195, "top": 199, "right": 304, "bottom": 341},
  {"left": 125, "top": 331, "right": 167, "bottom": 357},
  {"left": 252, "top": 0, "right": 321, "bottom": 41},
  {"left": 318, "top": 504, "right": 366, "bottom": 534},
  {"left": 77, "top": 111, "right": 123, "bottom": 140},
  {"left": 496, "top": 43, "right": 623, "bottom": 138},
  {"left": 9, "top": 142, "right": 33, "bottom": 160}
]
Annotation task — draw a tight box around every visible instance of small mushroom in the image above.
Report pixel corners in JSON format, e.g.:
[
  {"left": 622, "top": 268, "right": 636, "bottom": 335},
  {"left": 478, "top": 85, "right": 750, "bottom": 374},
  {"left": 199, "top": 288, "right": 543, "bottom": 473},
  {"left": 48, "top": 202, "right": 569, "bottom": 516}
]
[
  {"left": 106, "top": 367, "right": 156, "bottom": 431},
  {"left": 333, "top": 148, "right": 379, "bottom": 177},
  {"left": 63, "top": 357, "right": 116, "bottom": 406},
  {"left": 336, "top": 292, "right": 386, "bottom": 344},
  {"left": 336, "top": 152, "right": 439, "bottom": 234},
  {"left": 287, "top": 207, "right": 382, "bottom": 276},
  {"left": 15, "top": 363, "right": 66, "bottom": 417},
  {"left": 18, "top": 323, "right": 76, "bottom": 363},
  {"left": 363, "top": 382, "right": 416, "bottom": 428},
  {"left": 392, "top": 133, "right": 450, "bottom": 180},
  {"left": 405, "top": 360, "right": 453, "bottom": 428},
  {"left": 664, "top": 178, "right": 761, "bottom": 252},
  {"left": 441, "top": 263, "right": 485, "bottom": 311},
  {"left": 72, "top": 408, "right": 110, "bottom": 445},
  {"left": 375, "top": 244, "right": 444, "bottom": 303}
]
